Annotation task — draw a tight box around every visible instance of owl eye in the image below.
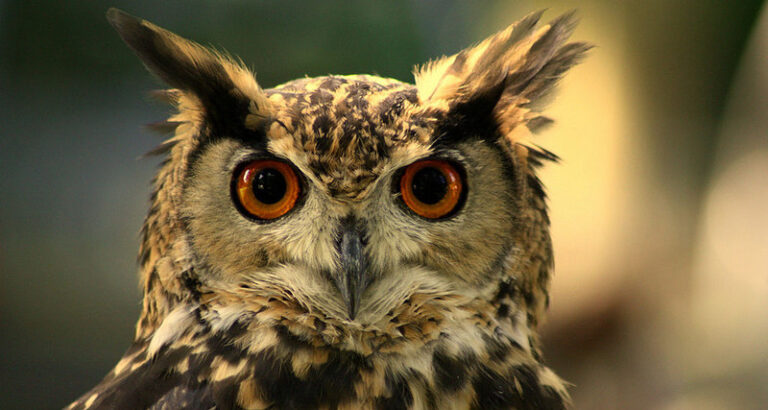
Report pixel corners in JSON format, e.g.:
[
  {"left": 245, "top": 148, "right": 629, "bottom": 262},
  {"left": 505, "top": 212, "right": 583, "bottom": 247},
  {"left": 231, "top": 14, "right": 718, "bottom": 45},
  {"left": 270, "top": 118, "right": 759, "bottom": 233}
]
[
  {"left": 233, "top": 159, "right": 301, "bottom": 220},
  {"left": 399, "top": 159, "right": 464, "bottom": 219}
]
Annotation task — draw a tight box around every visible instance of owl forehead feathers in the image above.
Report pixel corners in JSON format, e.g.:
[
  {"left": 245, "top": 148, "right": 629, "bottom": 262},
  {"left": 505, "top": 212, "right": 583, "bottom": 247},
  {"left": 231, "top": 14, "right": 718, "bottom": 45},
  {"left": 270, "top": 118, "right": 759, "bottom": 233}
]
[{"left": 264, "top": 75, "right": 424, "bottom": 199}]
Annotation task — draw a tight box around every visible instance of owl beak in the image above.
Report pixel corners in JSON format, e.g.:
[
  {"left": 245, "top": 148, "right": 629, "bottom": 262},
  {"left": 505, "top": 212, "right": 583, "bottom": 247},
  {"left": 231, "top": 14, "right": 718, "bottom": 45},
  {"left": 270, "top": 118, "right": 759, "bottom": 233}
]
[{"left": 335, "top": 216, "right": 370, "bottom": 320}]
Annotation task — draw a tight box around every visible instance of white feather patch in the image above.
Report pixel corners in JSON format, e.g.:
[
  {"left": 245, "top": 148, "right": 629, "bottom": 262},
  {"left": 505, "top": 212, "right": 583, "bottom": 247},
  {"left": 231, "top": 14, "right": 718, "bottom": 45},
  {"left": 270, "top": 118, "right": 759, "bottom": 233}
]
[
  {"left": 208, "top": 303, "right": 248, "bottom": 334},
  {"left": 509, "top": 309, "right": 531, "bottom": 352},
  {"left": 147, "top": 304, "right": 196, "bottom": 356}
]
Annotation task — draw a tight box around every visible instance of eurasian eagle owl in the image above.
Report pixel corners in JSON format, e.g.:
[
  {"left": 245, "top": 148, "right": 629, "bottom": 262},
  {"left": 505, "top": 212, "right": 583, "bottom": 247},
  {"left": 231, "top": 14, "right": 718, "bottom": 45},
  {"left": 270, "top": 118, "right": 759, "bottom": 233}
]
[{"left": 68, "top": 8, "right": 589, "bottom": 409}]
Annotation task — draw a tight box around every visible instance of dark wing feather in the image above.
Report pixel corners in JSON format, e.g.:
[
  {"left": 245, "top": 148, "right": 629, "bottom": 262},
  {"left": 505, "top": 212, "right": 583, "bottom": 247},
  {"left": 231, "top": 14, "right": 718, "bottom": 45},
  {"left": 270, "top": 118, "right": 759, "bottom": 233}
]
[{"left": 67, "top": 344, "right": 216, "bottom": 410}]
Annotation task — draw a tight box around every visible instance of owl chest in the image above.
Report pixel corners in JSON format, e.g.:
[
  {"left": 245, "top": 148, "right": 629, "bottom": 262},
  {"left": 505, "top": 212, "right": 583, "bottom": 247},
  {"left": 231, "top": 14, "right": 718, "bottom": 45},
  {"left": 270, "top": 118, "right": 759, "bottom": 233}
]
[
  {"left": 81, "top": 317, "right": 564, "bottom": 410},
  {"left": 207, "top": 348, "right": 478, "bottom": 410},
  {"left": 195, "top": 330, "right": 563, "bottom": 410}
]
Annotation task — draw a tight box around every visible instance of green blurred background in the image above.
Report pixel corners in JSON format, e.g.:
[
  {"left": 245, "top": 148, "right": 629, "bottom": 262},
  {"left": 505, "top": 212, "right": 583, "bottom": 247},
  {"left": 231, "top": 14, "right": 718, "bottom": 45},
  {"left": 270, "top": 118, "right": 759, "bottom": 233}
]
[{"left": 1, "top": 1, "right": 766, "bottom": 408}]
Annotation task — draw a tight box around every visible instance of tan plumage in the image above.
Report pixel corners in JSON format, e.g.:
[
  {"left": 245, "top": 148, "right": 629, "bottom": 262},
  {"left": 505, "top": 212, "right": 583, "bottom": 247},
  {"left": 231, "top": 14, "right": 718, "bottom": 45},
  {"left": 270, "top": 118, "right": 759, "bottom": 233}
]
[{"left": 68, "top": 8, "right": 589, "bottom": 409}]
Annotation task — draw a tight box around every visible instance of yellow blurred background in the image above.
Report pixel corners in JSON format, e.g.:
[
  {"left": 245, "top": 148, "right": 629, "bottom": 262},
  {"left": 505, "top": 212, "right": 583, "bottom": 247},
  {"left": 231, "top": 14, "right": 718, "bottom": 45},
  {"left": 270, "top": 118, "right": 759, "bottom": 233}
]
[{"left": 1, "top": 1, "right": 765, "bottom": 408}]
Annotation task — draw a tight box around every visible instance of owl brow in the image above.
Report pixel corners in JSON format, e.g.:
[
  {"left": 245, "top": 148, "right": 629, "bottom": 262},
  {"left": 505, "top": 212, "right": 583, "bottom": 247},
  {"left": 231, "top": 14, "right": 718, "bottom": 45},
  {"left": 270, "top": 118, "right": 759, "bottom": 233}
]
[
  {"left": 272, "top": 118, "right": 294, "bottom": 134},
  {"left": 185, "top": 126, "right": 270, "bottom": 173},
  {"left": 423, "top": 147, "right": 466, "bottom": 163}
]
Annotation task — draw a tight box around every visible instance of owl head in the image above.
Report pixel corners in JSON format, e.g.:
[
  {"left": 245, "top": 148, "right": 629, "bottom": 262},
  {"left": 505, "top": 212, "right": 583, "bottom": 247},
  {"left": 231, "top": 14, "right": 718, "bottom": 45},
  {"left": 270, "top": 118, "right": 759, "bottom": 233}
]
[{"left": 109, "top": 9, "right": 588, "bottom": 354}]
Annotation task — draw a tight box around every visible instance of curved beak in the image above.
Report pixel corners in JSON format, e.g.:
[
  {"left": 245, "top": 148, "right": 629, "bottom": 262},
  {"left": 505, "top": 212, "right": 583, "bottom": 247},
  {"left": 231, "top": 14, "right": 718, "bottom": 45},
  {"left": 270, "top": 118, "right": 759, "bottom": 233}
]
[{"left": 333, "top": 216, "right": 370, "bottom": 320}]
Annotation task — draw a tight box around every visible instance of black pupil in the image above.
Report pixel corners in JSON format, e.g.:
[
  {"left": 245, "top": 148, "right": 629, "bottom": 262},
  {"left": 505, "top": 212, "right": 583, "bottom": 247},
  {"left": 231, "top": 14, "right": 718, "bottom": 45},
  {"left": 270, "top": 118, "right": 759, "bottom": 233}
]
[
  {"left": 411, "top": 167, "right": 448, "bottom": 205},
  {"left": 253, "top": 168, "right": 287, "bottom": 204}
]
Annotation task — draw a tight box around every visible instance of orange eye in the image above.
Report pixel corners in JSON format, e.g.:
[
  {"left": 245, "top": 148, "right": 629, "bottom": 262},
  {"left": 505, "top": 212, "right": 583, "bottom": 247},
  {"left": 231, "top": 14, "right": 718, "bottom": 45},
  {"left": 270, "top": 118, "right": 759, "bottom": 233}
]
[
  {"left": 233, "top": 159, "right": 301, "bottom": 220},
  {"left": 400, "top": 159, "right": 464, "bottom": 219}
]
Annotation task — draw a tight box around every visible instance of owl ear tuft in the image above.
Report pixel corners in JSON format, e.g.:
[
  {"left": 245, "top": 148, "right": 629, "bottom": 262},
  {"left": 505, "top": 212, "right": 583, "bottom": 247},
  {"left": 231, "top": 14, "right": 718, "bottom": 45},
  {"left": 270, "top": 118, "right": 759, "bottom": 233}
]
[
  {"left": 414, "top": 11, "right": 590, "bottom": 142},
  {"left": 107, "top": 8, "right": 271, "bottom": 133}
]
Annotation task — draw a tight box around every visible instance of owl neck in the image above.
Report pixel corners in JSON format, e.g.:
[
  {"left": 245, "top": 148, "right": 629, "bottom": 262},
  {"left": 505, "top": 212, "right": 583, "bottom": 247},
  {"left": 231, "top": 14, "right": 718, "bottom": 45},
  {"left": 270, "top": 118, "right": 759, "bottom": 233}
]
[
  {"left": 117, "top": 274, "right": 569, "bottom": 409},
  {"left": 135, "top": 215, "right": 198, "bottom": 340}
]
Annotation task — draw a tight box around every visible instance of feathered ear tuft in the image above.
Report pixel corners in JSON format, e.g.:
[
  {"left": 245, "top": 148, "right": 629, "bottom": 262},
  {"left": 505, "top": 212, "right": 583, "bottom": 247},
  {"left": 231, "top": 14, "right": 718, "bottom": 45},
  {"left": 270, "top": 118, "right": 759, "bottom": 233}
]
[
  {"left": 107, "top": 8, "right": 271, "bottom": 134},
  {"left": 414, "top": 11, "right": 590, "bottom": 143}
]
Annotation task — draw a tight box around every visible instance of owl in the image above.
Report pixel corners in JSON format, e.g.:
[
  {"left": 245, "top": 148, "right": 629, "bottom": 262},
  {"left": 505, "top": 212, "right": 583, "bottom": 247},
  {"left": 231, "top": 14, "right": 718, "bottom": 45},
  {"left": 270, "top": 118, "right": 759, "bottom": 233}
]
[{"left": 68, "top": 8, "right": 588, "bottom": 410}]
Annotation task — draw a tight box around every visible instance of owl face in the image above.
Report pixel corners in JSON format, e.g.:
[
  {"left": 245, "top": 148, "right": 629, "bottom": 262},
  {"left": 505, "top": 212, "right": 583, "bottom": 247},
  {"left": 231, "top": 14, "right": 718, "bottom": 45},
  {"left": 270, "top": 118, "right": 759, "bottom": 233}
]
[
  {"left": 183, "top": 75, "right": 521, "bottom": 323},
  {"left": 108, "top": 9, "right": 588, "bottom": 346},
  {"left": 66, "top": 10, "right": 588, "bottom": 409}
]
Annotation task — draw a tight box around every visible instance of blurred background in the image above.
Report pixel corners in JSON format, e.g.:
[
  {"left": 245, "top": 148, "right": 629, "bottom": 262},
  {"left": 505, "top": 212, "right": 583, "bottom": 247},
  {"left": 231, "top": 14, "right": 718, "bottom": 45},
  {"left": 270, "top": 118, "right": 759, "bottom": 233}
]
[{"left": 1, "top": 1, "right": 766, "bottom": 408}]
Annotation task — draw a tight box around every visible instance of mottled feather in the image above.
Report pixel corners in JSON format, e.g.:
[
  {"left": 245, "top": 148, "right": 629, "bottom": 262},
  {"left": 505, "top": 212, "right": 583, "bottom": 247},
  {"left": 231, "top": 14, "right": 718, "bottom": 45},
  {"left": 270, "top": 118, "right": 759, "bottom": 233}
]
[{"left": 68, "top": 8, "right": 588, "bottom": 410}]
